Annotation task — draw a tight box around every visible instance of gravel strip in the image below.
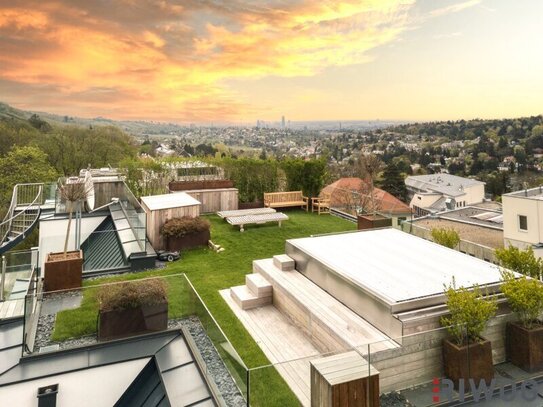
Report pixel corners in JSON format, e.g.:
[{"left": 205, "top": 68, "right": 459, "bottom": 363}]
[
  {"left": 169, "top": 316, "right": 246, "bottom": 407},
  {"left": 380, "top": 392, "right": 415, "bottom": 407}
]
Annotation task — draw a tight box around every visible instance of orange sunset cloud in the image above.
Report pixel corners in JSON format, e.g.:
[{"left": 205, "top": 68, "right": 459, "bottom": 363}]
[{"left": 0, "top": 0, "right": 414, "bottom": 122}]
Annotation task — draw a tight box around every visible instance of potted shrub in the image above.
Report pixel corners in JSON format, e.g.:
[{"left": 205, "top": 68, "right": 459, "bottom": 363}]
[
  {"left": 97, "top": 279, "right": 168, "bottom": 341},
  {"left": 441, "top": 279, "right": 497, "bottom": 389},
  {"left": 501, "top": 270, "right": 543, "bottom": 372},
  {"left": 44, "top": 178, "right": 89, "bottom": 292},
  {"left": 161, "top": 216, "right": 210, "bottom": 251}
]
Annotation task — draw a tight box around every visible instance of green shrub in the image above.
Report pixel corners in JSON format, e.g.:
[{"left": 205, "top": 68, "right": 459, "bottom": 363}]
[
  {"left": 495, "top": 245, "right": 543, "bottom": 279},
  {"left": 98, "top": 279, "right": 167, "bottom": 312},
  {"left": 161, "top": 216, "right": 210, "bottom": 238},
  {"left": 501, "top": 270, "right": 543, "bottom": 329},
  {"left": 431, "top": 228, "right": 460, "bottom": 249},
  {"left": 441, "top": 278, "right": 497, "bottom": 345}
]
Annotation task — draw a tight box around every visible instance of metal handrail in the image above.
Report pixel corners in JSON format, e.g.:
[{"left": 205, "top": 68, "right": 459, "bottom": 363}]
[{"left": 0, "top": 183, "right": 44, "bottom": 245}]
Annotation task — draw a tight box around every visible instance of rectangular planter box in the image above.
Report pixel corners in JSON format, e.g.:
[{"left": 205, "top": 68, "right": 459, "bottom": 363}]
[
  {"left": 43, "top": 250, "right": 83, "bottom": 292},
  {"left": 167, "top": 229, "right": 210, "bottom": 251},
  {"left": 98, "top": 301, "right": 168, "bottom": 341},
  {"left": 443, "top": 338, "right": 494, "bottom": 390},
  {"left": 506, "top": 321, "right": 543, "bottom": 372},
  {"left": 357, "top": 214, "right": 392, "bottom": 230},
  {"left": 238, "top": 201, "right": 264, "bottom": 210},
  {"left": 169, "top": 179, "right": 234, "bottom": 191}
]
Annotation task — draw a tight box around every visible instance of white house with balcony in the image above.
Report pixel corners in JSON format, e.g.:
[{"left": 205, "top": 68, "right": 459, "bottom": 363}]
[
  {"left": 502, "top": 186, "right": 543, "bottom": 258},
  {"left": 405, "top": 173, "right": 485, "bottom": 216}
]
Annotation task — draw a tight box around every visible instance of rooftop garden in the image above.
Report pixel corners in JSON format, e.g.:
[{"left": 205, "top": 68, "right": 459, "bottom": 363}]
[{"left": 49, "top": 210, "right": 356, "bottom": 406}]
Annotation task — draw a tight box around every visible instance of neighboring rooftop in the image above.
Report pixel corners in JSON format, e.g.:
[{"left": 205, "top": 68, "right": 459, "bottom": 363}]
[
  {"left": 436, "top": 206, "right": 503, "bottom": 229},
  {"left": 406, "top": 173, "right": 484, "bottom": 197},
  {"left": 504, "top": 185, "right": 543, "bottom": 199},
  {"left": 141, "top": 192, "right": 201, "bottom": 211}
]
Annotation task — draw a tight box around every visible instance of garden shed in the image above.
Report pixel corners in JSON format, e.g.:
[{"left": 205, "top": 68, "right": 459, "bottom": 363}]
[{"left": 141, "top": 192, "right": 201, "bottom": 250}]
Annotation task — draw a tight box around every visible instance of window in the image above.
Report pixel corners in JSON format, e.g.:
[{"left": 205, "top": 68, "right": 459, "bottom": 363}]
[{"left": 519, "top": 215, "right": 528, "bottom": 231}]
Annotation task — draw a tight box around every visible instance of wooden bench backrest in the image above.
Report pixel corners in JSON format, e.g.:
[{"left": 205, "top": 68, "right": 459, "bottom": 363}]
[{"left": 264, "top": 191, "right": 304, "bottom": 203}]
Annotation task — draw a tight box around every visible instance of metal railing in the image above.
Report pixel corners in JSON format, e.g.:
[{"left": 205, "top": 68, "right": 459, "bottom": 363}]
[{"left": 0, "top": 183, "right": 44, "bottom": 253}]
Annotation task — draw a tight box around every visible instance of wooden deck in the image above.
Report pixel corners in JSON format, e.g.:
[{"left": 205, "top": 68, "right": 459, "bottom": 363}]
[{"left": 221, "top": 290, "right": 319, "bottom": 406}]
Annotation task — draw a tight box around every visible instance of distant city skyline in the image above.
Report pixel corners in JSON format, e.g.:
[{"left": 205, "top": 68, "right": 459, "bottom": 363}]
[{"left": 0, "top": 1, "right": 542, "bottom": 123}]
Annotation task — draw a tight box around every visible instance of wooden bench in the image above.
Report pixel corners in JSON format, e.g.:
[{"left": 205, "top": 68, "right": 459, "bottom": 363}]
[
  {"left": 263, "top": 191, "right": 308, "bottom": 211},
  {"left": 217, "top": 207, "right": 276, "bottom": 219},
  {"left": 227, "top": 212, "right": 289, "bottom": 232}
]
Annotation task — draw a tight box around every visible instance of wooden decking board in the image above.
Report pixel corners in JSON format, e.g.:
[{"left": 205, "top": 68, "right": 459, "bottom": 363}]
[
  {"left": 221, "top": 289, "right": 316, "bottom": 406},
  {"left": 254, "top": 259, "right": 394, "bottom": 351}
]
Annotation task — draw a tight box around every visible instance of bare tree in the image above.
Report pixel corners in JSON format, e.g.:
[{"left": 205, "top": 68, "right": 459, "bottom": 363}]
[
  {"left": 59, "top": 178, "right": 92, "bottom": 256},
  {"left": 357, "top": 153, "right": 384, "bottom": 216}
]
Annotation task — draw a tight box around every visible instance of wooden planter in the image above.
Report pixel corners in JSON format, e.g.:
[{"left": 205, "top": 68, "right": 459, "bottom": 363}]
[
  {"left": 166, "top": 229, "right": 210, "bottom": 251},
  {"left": 506, "top": 321, "right": 543, "bottom": 372},
  {"left": 357, "top": 214, "right": 392, "bottom": 230},
  {"left": 98, "top": 301, "right": 168, "bottom": 341},
  {"left": 44, "top": 250, "right": 83, "bottom": 292},
  {"left": 238, "top": 201, "right": 264, "bottom": 210},
  {"left": 443, "top": 338, "right": 494, "bottom": 389}
]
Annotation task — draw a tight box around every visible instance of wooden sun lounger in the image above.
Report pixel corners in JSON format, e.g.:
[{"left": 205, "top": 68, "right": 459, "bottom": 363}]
[
  {"left": 226, "top": 212, "right": 289, "bottom": 232},
  {"left": 217, "top": 207, "right": 277, "bottom": 219}
]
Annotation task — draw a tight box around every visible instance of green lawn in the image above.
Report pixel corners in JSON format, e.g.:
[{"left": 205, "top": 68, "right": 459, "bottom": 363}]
[{"left": 53, "top": 210, "right": 356, "bottom": 406}]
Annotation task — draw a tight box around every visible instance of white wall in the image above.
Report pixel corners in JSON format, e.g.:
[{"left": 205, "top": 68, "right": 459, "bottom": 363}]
[
  {"left": 38, "top": 216, "right": 106, "bottom": 270},
  {"left": 464, "top": 183, "right": 485, "bottom": 205},
  {"left": 409, "top": 193, "right": 441, "bottom": 209},
  {"left": 502, "top": 194, "right": 541, "bottom": 248}
]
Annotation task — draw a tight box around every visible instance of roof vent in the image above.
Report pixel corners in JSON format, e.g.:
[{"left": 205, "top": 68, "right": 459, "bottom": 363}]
[{"left": 37, "top": 384, "right": 58, "bottom": 407}]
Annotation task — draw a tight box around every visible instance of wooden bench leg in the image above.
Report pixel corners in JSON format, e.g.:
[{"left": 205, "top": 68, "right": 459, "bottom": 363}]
[
  {"left": 240, "top": 224, "right": 244, "bottom": 232},
  {"left": 278, "top": 221, "right": 282, "bottom": 228}
]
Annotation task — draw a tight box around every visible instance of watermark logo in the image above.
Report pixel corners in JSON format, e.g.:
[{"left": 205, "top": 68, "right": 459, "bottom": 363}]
[{"left": 432, "top": 377, "right": 540, "bottom": 403}]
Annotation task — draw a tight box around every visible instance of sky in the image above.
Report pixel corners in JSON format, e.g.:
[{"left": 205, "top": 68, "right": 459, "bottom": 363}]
[{"left": 0, "top": 0, "right": 542, "bottom": 123}]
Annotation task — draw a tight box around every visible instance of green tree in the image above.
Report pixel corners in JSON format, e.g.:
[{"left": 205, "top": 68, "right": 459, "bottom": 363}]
[
  {"left": 495, "top": 245, "right": 542, "bottom": 279},
  {"left": 380, "top": 162, "right": 407, "bottom": 201},
  {"left": 0, "top": 146, "right": 58, "bottom": 208},
  {"left": 281, "top": 158, "right": 327, "bottom": 198},
  {"left": 431, "top": 228, "right": 460, "bottom": 249},
  {"left": 441, "top": 279, "right": 497, "bottom": 345}
]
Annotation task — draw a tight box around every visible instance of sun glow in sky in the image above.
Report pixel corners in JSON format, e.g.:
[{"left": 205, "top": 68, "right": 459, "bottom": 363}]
[{"left": 0, "top": 0, "right": 542, "bottom": 123}]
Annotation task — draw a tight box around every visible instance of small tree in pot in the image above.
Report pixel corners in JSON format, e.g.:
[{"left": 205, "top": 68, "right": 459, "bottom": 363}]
[
  {"left": 44, "top": 178, "right": 90, "bottom": 292},
  {"left": 441, "top": 279, "right": 497, "bottom": 389},
  {"left": 501, "top": 270, "right": 543, "bottom": 372},
  {"left": 161, "top": 216, "right": 210, "bottom": 251},
  {"left": 98, "top": 278, "right": 168, "bottom": 341}
]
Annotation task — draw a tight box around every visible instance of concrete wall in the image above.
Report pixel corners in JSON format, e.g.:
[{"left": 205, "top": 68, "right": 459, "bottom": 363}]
[
  {"left": 402, "top": 223, "right": 498, "bottom": 263},
  {"left": 409, "top": 193, "right": 441, "bottom": 210},
  {"left": 464, "top": 183, "right": 485, "bottom": 205}
]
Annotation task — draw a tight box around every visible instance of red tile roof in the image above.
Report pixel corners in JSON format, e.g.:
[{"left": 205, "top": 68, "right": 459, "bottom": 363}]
[{"left": 321, "top": 177, "right": 411, "bottom": 215}]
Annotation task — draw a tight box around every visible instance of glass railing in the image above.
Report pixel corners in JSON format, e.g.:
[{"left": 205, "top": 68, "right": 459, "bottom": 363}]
[
  {"left": 246, "top": 317, "right": 543, "bottom": 406},
  {"left": 1, "top": 248, "right": 38, "bottom": 302},
  {"left": 22, "top": 273, "right": 247, "bottom": 405}
]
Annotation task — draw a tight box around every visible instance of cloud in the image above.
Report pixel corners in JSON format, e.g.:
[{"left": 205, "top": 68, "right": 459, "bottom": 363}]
[
  {"left": 429, "top": 0, "right": 482, "bottom": 18},
  {"left": 0, "top": 0, "right": 415, "bottom": 122}
]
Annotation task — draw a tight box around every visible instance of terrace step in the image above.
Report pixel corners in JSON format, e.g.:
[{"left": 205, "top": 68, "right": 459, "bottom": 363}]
[
  {"left": 273, "top": 254, "right": 295, "bottom": 271},
  {"left": 246, "top": 273, "right": 273, "bottom": 297},
  {"left": 230, "top": 285, "right": 272, "bottom": 310}
]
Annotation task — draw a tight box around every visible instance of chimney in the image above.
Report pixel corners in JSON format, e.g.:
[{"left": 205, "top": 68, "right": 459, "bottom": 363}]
[{"left": 37, "top": 384, "right": 58, "bottom": 407}]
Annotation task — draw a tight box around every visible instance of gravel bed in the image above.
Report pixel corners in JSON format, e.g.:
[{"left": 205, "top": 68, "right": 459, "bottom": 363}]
[
  {"left": 169, "top": 316, "right": 246, "bottom": 407},
  {"left": 380, "top": 392, "right": 415, "bottom": 407}
]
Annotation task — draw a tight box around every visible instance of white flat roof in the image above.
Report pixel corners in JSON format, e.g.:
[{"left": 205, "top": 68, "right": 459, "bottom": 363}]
[
  {"left": 141, "top": 192, "right": 201, "bottom": 211},
  {"left": 287, "top": 228, "right": 503, "bottom": 304}
]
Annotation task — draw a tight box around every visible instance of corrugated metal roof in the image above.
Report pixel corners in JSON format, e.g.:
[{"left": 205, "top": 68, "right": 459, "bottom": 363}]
[{"left": 82, "top": 216, "right": 127, "bottom": 272}]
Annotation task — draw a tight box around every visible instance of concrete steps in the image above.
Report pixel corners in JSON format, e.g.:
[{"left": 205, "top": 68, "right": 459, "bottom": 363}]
[
  {"left": 273, "top": 254, "right": 295, "bottom": 271},
  {"left": 230, "top": 285, "right": 272, "bottom": 310}
]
